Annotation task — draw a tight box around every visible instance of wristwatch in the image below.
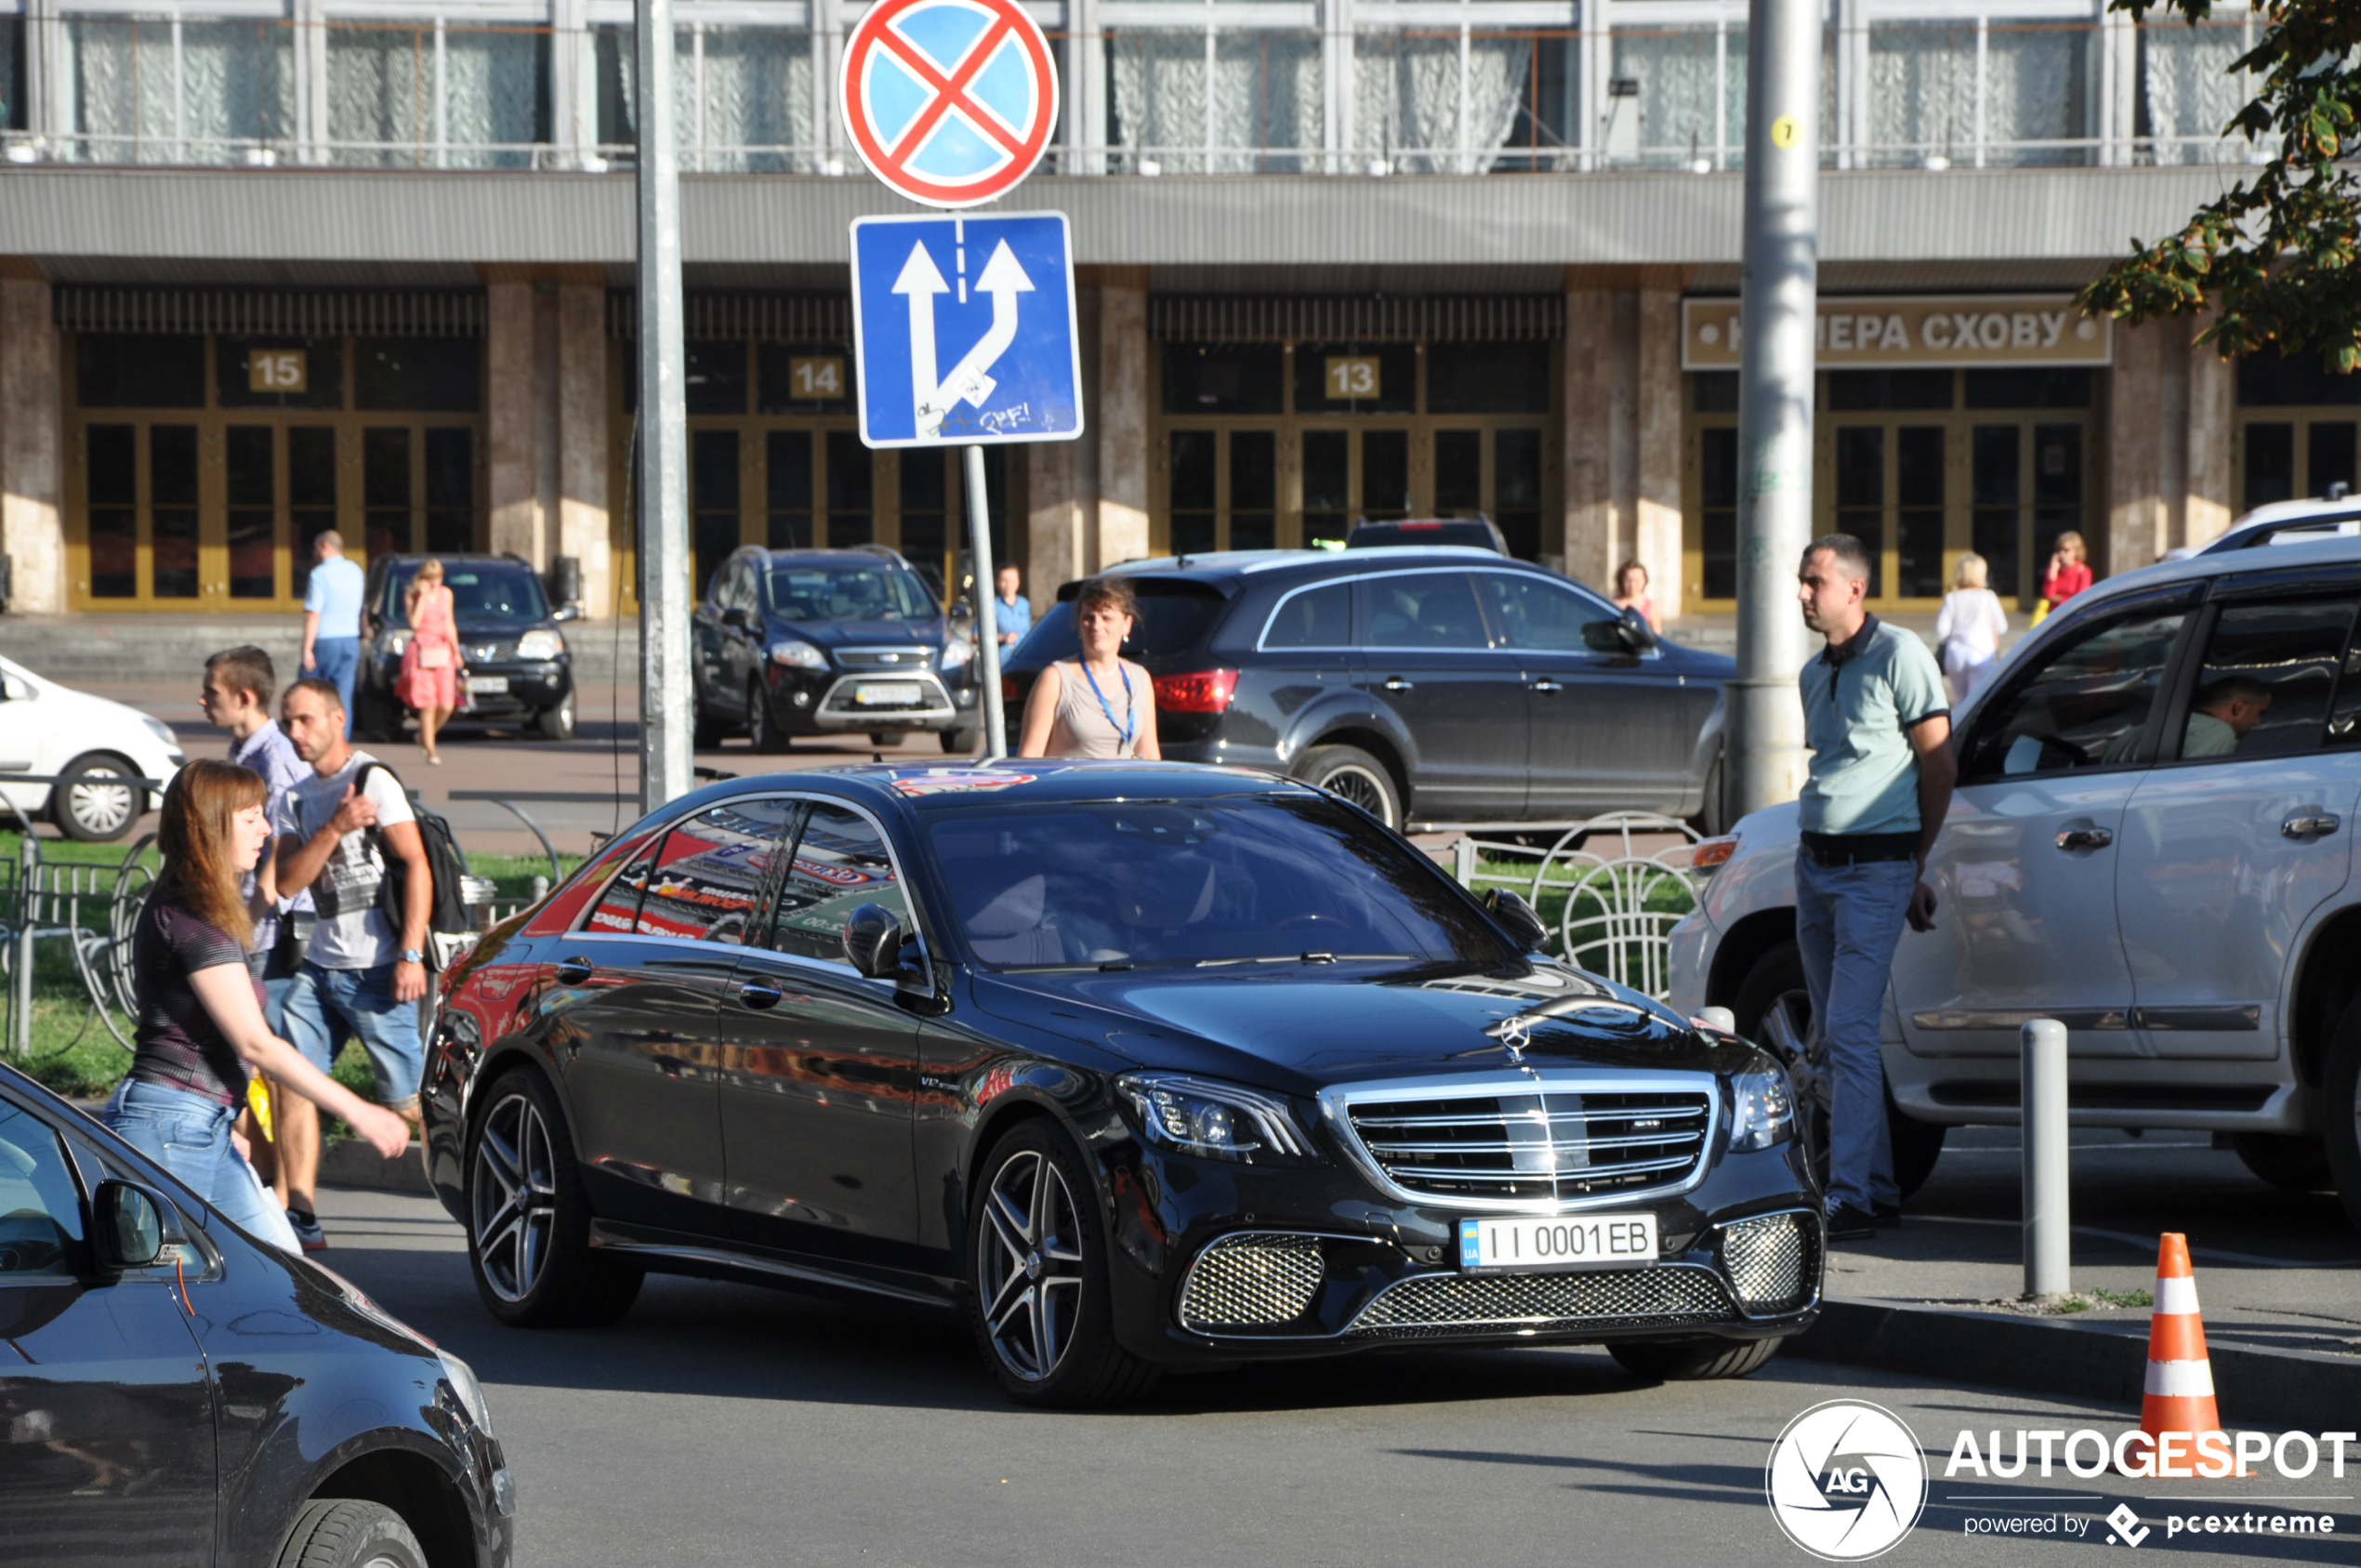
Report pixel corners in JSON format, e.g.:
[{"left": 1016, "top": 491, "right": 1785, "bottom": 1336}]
[{"left": 401, "top": 947, "right": 424, "bottom": 965}]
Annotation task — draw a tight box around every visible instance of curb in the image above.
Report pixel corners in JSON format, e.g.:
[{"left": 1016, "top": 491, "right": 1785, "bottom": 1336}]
[
  {"left": 318, "top": 1137, "right": 436, "bottom": 1197},
  {"left": 1790, "top": 1298, "right": 2361, "bottom": 1435}
]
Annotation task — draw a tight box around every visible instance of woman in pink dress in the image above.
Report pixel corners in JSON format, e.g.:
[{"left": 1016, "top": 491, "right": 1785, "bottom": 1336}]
[{"left": 395, "top": 558, "right": 463, "bottom": 764}]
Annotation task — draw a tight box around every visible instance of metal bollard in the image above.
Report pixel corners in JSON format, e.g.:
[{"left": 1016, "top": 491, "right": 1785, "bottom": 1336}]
[
  {"left": 531, "top": 875, "right": 550, "bottom": 904},
  {"left": 2021, "top": 1018, "right": 2071, "bottom": 1299},
  {"left": 13, "top": 839, "right": 35, "bottom": 1061}
]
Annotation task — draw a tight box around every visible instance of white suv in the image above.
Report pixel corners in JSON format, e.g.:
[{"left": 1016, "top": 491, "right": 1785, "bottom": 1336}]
[{"left": 1669, "top": 533, "right": 2361, "bottom": 1228}]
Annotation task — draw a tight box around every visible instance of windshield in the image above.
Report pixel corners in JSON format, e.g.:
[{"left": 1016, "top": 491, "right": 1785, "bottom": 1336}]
[
  {"left": 929, "top": 797, "right": 1512, "bottom": 970},
  {"left": 1019, "top": 581, "right": 1228, "bottom": 664},
  {"left": 766, "top": 564, "right": 939, "bottom": 623},
  {"left": 379, "top": 562, "right": 548, "bottom": 626}
]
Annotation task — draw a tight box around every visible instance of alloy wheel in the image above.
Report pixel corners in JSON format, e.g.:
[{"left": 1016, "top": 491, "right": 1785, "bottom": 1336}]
[
  {"left": 975, "top": 1148, "right": 1087, "bottom": 1382},
  {"left": 747, "top": 679, "right": 774, "bottom": 751},
  {"left": 1318, "top": 763, "right": 1393, "bottom": 824},
  {"left": 471, "top": 1090, "right": 558, "bottom": 1302},
  {"left": 63, "top": 768, "right": 135, "bottom": 837}
]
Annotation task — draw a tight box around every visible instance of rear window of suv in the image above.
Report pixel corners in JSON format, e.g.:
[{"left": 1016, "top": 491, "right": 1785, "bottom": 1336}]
[{"left": 1022, "top": 580, "right": 1229, "bottom": 662}]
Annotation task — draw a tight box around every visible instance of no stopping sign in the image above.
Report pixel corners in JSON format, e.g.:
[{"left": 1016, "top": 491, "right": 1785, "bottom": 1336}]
[{"left": 840, "top": 0, "right": 1061, "bottom": 209}]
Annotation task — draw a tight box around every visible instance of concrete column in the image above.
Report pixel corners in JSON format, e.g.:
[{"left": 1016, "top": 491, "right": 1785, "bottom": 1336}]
[
  {"left": 485, "top": 278, "right": 539, "bottom": 560},
  {"left": 2104, "top": 321, "right": 2167, "bottom": 577},
  {"left": 1561, "top": 282, "right": 1639, "bottom": 596},
  {"left": 1634, "top": 284, "right": 1685, "bottom": 620},
  {"left": 556, "top": 283, "right": 613, "bottom": 613},
  {"left": 2184, "top": 315, "right": 2235, "bottom": 549},
  {"left": 0, "top": 271, "right": 64, "bottom": 613},
  {"left": 1025, "top": 442, "right": 1085, "bottom": 605},
  {"left": 1095, "top": 269, "right": 1150, "bottom": 570}
]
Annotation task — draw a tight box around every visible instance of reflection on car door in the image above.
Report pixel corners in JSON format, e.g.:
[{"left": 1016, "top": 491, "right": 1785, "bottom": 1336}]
[
  {"left": 2118, "top": 588, "right": 2361, "bottom": 1061},
  {"left": 0, "top": 1095, "right": 214, "bottom": 1566},
  {"left": 1890, "top": 594, "right": 2197, "bottom": 1063},
  {"left": 552, "top": 799, "right": 794, "bottom": 1238},
  {"left": 1354, "top": 570, "right": 1525, "bottom": 818},
  {"left": 720, "top": 802, "right": 922, "bottom": 1270},
  {"left": 1475, "top": 570, "right": 1704, "bottom": 814}
]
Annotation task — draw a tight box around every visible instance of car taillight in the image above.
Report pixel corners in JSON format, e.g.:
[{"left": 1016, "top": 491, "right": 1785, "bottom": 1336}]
[
  {"left": 1153, "top": 668, "right": 1239, "bottom": 714},
  {"left": 1002, "top": 674, "right": 1020, "bottom": 706}
]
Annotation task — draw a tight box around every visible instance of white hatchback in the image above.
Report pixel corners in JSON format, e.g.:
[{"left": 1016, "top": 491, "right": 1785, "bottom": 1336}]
[
  {"left": 0, "top": 657, "right": 185, "bottom": 841},
  {"left": 1669, "top": 533, "right": 2361, "bottom": 1229}
]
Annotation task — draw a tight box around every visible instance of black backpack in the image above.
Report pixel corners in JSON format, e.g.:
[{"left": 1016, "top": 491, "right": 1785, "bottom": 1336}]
[{"left": 355, "top": 760, "right": 472, "bottom": 967}]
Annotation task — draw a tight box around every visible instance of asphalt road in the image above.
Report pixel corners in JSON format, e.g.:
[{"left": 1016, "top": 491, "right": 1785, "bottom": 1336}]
[{"left": 316, "top": 1185, "right": 2356, "bottom": 1568}]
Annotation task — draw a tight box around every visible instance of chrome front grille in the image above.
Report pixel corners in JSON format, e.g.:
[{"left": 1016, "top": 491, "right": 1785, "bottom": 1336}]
[
  {"left": 1178, "top": 1233, "right": 1326, "bottom": 1330},
  {"left": 1347, "top": 1266, "right": 1733, "bottom": 1337},
  {"left": 1721, "top": 1212, "right": 1813, "bottom": 1314},
  {"left": 836, "top": 648, "right": 930, "bottom": 671},
  {"left": 1340, "top": 1086, "right": 1713, "bottom": 1206}
]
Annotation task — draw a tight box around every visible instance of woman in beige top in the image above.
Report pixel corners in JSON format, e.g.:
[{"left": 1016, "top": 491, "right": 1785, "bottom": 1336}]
[{"left": 1018, "top": 575, "right": 1161, "bottom": 760}]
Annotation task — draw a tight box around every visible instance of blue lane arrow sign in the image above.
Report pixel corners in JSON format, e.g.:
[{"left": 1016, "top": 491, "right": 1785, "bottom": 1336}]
[{"left": 850, "top": 210, "right": 1083, "bottom": 449}]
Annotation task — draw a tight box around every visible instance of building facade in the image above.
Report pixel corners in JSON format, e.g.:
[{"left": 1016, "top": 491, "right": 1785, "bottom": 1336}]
[{"left": 0, "top": 0, "right": 2321, "bottom": 622}]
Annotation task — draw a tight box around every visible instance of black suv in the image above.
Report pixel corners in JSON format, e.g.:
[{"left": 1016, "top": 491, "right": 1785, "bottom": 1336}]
[
  {"left": 691, "top": 546, "right": 981, "bottom": 752},
  {"left": 359, "top": 552, "right": 578, "bottom": 742},
  {"left": 1002, "top": 547, "right": 1732, "bottom": 828}
]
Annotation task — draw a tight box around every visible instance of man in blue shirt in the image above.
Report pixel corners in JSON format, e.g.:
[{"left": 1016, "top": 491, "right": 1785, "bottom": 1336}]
[
  {"left": 301, "top": 531, "right": 367, "bottom": 739},
  {"left": 1794, "top": 534, "right": 1957, "bottom": 1242},
  {"left": 994, "top": 565, "right": 1032, "bottom": 649}
]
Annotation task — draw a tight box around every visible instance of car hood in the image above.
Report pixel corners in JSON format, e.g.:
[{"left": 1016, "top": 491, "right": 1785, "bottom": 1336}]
[
  {"left": 0, "top": 658, "right": 180, "bottom": 758},
  {"left": 971, "top": 961, "right": 1743, "bottom": 1094},
  {"left": 776, "top": 618, "right": 943, "bottom": 650}
]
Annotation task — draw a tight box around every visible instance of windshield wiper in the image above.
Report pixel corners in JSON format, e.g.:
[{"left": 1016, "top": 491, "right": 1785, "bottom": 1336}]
[{"left": 1188, "top": 952, "right": 1416, "bottom": 968}]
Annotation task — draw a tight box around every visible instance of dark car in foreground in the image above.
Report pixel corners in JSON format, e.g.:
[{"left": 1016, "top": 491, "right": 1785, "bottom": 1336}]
[
  {"left": 690, "top": 546, "right": 981, "bottom": 752},
  {"left": 1000, "top": 549, "right": 1732, "bottom": 829},
  {"left": 359, "top": 553, "right": 578, "bottom": 743},
  {"left": 0, "top": 1062, "right": 514, "bottom": 1566},
  {"left": 422, "top": 760, "right": 1819, "bottom": 1407}
]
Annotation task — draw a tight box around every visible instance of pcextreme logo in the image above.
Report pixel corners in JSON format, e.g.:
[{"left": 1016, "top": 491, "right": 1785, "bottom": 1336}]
[{"left": 1765, "top": 1401, "right": 1931, "bottom": 1561}]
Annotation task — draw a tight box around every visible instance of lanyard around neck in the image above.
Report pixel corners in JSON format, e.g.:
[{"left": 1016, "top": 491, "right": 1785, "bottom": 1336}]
[{"left": 1080, "top": 660, "right": 1135, "bottom": 747}]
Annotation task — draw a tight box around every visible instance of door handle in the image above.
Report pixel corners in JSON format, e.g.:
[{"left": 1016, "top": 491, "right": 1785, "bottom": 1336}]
[
  {"left": 554, "top": 955, "right": 593, "bottom": 984},
  {"left": 738, "top": 981, "right": 785, "bottom": 1010},
  {"left": 1382, "top": 677, "right": 1415, "bottom": 692},
  {"left": 2283, "top": 814, "right": 2342, "bottom": 839},
  {"left": 1530, "top": 679, "right": 1563, "bottom": 693},
  {"left": 2054, "top": 828, "right": 2113, "bottom": 851}
]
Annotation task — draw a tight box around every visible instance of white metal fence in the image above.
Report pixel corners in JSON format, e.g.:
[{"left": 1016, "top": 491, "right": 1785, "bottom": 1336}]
[{"left": 1438, "top": 811, "right": 1702, "bottom": 1000}]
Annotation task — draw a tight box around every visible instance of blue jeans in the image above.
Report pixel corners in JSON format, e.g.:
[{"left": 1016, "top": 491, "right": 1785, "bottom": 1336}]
[
  {"left": 307, "top": 637, "right": 361, "bottom": 738},
  {"left": 1794, "top": 852, "right": 1916, "bottom": 1215},
  {"left": 283, "top": 960, "right": 424, "bottom": 1109},
  {"left": 103, "top": 1078, "right": 295, "bottom": 1246}
]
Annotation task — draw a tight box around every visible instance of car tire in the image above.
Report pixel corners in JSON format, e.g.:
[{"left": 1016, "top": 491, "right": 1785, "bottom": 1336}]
[
  {"left": 868, "top": 731, "right": 907, "bottom": 748},
  {"left": 1689, "top": 758, "right": 1727, "bottom": 837},
  {"left": 353, "top": 687, "right": 402, "bottom": 744},
  {"left": 273, "top": 1498, "right": 428, "bottom": 1568},
  {"left": 1733, "top": 939, "right": 1944, "bottom": 1201},
  {"left": 50, "top": 752, "right": 143, "bottom": 842},
  {"left": 465, "top": 1068, "right": 642, "bottom": 1328},
  {"left": 1609, "top": 1336, "right": 1784, "bottom": 1381},
  {"left": 1292, "top": 744, "right": 1403, "bottom": 829},
  {"left": 962, "top": 1119, "right": 1161, "bottom": 1408},
  {"left": 692, "top": 693, "right": 725, "bottom": 750},
  {"left": 2232, "top": 1133, "right": 2333, "bottom": 1193},
  {"left": 534, "top": 691, "right": 576, "bottom": 742},
  {"left": 747, "top": 679, "right": 790, "bottom": 754},
  {"left": 942, "top": 723, "right": 981, "bottom": 755}
]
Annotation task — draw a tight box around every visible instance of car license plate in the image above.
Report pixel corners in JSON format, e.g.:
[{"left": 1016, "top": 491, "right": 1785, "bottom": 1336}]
[
  {"left": 466, "top": 675, "right": 508, "bottom": 695},
  {"left": 853, "top": 682, "right": 923, "bottom": 706},
  {"left": 1457, "top": 1212, "right": 1658, "bottom": 1274}
]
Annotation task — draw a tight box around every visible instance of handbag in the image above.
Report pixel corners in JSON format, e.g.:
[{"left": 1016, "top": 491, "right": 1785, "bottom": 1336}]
[{"left": 416, "top": 640, "right": 452, "bottom": 670}]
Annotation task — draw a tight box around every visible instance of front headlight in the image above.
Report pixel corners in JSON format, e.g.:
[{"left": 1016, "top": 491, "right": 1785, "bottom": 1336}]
[
  {"left": 768, "top": 639, "right": 829, "bottom": 670},
  {"left": 515, "top": 628, "right": 565, "bottom": 661},
  {"left": 1116, "top": 1073, "right": 1315, "bottom": 1163},
  {"left": 437, "top": 1349, "right": 497, "bottom": 1437},
  {"left": 139, "top": 715, "right": 176, "bottom": 745},
  {"left": 383, "top": 631, "right": 410, "bottom": 659},
  {"left": 939, "top": 635, "right": 973, "bottom": 670},
  {"left": 1728, "top": 1052, "right": 1796, "bottom": 1153}
]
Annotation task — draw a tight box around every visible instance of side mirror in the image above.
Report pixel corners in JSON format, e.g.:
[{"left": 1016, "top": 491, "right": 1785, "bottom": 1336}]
[
  {"left": 551, "top": 603, "right": 582, "bottom": 623},
  {"left": 1483, "top": 887, "right": 1550, "bottom": 951},
  {"left": 842, "top": 903, "right": 905, "bottom": 980},
  {"left": 1581, "top": 610, "right": 1658, "bottom": 656},
  {"left": 95, "top": 1180, "right": 182, "bottom": 1269},
  {"left": 0, "top": 675, "right": 27, "bottom": 702},
  {"left": 1618, "top": 606, "right": 1658, "bottom": 652}
]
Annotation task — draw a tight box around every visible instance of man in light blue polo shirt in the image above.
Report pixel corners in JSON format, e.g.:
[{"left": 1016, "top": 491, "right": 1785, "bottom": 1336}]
[
  {"left": 1794, "top": 534, "right": 1957, "bottom": 1242},
  {"left": 301, "top": 530, "right": 367, "bottom": 739}
]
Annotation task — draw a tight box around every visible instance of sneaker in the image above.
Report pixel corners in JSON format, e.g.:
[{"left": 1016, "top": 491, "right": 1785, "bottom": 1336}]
[
  {"left": 1873, "top": 1202, "right": 1902, "bottom": 1228},
  {"left": 287, "top": 1208, "right": 327, "bottom": 1252},
  {"left": 1825, "top": 1204, "right": 1878, "bottom": 1242}
]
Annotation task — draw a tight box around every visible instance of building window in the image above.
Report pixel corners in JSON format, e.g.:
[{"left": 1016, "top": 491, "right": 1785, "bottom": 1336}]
[
  {"left": 2233, "top": 352, "right": 2361, "bottom": 508},
  {"left": 327, "top": 22, "right": 549, "bottom": 169}
]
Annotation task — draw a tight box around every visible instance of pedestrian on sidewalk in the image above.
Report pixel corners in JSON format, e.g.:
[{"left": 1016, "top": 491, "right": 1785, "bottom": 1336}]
[
  {"left": 1794, "top": 534, "right": 1957, "bottom": 1242},
  {"left": 270, "top": 679, "right": 435, "bottom": 1247},
  {"left": 1017, "top": 575, "right": 1159, "bottom": 760},
  {"left": 396, "top": 558, "right": 463, "bottom": 766},
  {"left": 301, "top": 531, "right": 368, "bottom": 738},
  {"left": 199, "top": 644, "right": 332, "bottom": 1246},
  {"left": 1932, "top": 551, "right": 2009, "bottom": 705},
  {"left": 1611, "top": 560, "right": 1664, "bottom": 638},
  {"left": 994, "top": 564, "right": 1033, "bottom": 649},
  {"left": 2033, "top": 531, "right": 2092, "bottom": 626},
  {"left": 100, "top": 759, "right": 411, "bottom": 1253}
]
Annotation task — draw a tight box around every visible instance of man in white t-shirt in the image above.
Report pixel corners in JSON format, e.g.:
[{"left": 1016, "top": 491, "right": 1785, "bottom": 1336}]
[{"left": 271, "top": 679, "right": 434, "bottom": 1247}]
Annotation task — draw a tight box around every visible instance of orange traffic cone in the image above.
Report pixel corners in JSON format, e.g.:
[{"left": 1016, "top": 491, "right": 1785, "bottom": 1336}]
[{"left": 2140, "top": 1233, "right": 2226, "bottom": 1469}]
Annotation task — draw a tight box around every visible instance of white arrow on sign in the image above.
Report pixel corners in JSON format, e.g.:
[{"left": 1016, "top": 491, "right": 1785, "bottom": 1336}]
[{"left": 891, "top": 238, "right": 1035, "bottom": 439}]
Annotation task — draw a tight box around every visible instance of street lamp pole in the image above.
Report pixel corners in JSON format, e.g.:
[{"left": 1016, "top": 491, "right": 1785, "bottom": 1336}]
[
  {"left": 1729, "top": 0, "right": 1821, "bottom": 819},
  {"left": 635, "top": 0, "right": 694, "bottom": 816}
]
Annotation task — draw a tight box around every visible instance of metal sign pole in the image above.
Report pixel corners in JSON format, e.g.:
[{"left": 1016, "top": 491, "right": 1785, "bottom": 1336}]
[
  {"left": 634, "top": 0, "right": 693, "bottom": 816},
  {"left": 965, "top": 443, "right": 1008, "bottom": 758},
  {"left": 1729, "top": 0, "right": 1820, "bottom": 818}
]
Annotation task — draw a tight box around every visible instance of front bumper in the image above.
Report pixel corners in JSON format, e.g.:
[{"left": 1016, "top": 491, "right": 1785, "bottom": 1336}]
[
  {"left": 766, "top": 667, "right": 965, "bottom": 733},
  {"left": 367, "top": 657, "right": 572, "bottom": 720}
]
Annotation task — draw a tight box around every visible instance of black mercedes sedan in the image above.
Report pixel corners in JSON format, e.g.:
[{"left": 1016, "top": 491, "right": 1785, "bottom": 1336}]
[
  {"left": 0, "top": 1062, "right": 515, "bottom": 1566},
  {"left": 998, "top": 549, "right": 1732, "bottom": 831},
  {"left": 423, "top": 762, "right": 1820, "bottom": 1408},
  {"left": 359, "top": 553, "right": 578, "bottom": 743},
  {"left": 690, "top": 545, "right": 981, "bottom": 752}
]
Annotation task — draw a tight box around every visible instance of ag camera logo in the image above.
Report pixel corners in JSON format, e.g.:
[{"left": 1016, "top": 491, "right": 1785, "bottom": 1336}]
[{"left": 1766, "top": 1400, "right": 1929, "bottom": 1560}]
